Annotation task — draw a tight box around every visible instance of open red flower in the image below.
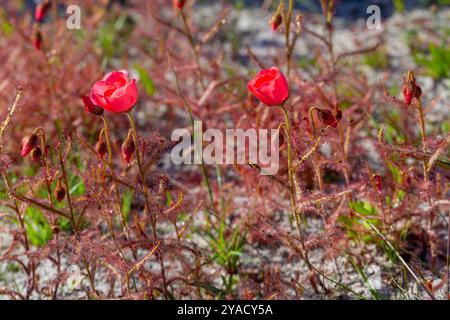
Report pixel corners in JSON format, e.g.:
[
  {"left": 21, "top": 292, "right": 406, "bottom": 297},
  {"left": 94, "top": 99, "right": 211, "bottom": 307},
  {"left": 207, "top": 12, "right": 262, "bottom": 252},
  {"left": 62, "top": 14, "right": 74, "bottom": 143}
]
[
  {"left": 173, "top": 0, "right": 186, "bottom": 10},
  {"left": 35, "top": 1, "right": 51, "bottom": 23},
  {"left": 90, "top": 70, "right": 138, "bottom": 113},
  {"left": 247, "top": 67, "right": 289, "bottom": 106}
]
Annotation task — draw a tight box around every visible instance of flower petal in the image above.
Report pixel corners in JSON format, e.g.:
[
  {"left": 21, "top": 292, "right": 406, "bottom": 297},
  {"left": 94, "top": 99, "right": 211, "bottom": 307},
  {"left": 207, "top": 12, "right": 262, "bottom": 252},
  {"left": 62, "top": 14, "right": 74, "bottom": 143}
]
[
  {"left": 103, "top": 79, "right": 138, "bottom": 113},
  {"left": 103, "top": 70, "right": 129, "bottom": 88}
]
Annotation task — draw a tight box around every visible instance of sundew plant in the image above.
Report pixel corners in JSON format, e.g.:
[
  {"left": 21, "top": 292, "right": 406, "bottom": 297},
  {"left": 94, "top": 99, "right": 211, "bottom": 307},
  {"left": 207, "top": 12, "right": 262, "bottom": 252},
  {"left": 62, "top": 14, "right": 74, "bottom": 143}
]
[{"left": 0, "top": 0, "right": 448, "bottom": 300}]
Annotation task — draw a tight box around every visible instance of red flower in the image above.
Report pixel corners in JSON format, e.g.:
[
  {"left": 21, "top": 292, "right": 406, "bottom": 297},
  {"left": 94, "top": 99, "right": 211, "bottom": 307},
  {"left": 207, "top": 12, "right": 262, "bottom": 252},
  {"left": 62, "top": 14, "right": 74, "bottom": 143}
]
[
  {"left": 173, "top": 0, "right": 186, "bottom": 10},
  {"left": 35, "top": 1, "right": 51, "bottom": 23},
  {"left": 82, "top": 95, "right": 103, "bottom": 116},
  {"left": 247, "top": 67, "right": 289, "bottom": 106},
  {"left": 90, "top": 70, "right": 138, "bottom": 113}
]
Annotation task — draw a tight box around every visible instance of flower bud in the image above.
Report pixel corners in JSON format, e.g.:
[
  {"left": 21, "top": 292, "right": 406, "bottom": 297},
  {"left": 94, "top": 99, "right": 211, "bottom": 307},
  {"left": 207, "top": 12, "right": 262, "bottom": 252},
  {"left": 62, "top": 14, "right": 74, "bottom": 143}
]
[
  {"left": 95, "top": 140, "right": 107, "bottom": 158},
  {"left": 335, "top": 109, "right": 343, "bottom": 121},
  {"left": 21, "top": 134, "right": 39, "bottom": 157},
  {"left": 31, "top": 146, "right": 42, "bottom": 162},
  {"left": 33, "top": 29, "right": 42, "bottom": 50},
  {"left": 121, "top": 132, "right": 135, "bottom": 164},
  {"left": 35, "top": 1, "right": 51, "bottom": 23},
  {"left": 317, "top": 108, "right": 338, "bottom": 128},
  {"left": 173, "top": 0, "right": 186, "bottom": 10},
  {"left": 82, "top": 95, "right": 104, "bottom": 116},
  {"left": 55, "top": 179, "right": 66, "bottom": 203},
  {"left": 402, "top": 71, "right": 421, "bottom": 106},
  {"left": 270, "top": 13, "right": 282, "bottom": 31},
  {"left": 372, "top": 174, "right": 382, "bottom": 193}
]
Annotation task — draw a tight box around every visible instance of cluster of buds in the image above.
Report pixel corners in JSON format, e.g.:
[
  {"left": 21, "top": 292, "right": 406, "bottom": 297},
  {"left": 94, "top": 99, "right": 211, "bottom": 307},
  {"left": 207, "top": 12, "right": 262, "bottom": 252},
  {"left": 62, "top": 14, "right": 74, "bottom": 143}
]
[
  {"left": 82, "top": 95, "right": 104, "bottom": 116},
  {"left": 269, "top": 2, "right": 284, "bottom": 31},
  {"left": 121, "top": 130, "right": 136, "bottom": 164},
  {"left": 173, "top": 0, "right": 186, "bottom": 10},
  {"left": 35, "top": 0, "right": 51, "bottom": 23},
  {"left": 402, "top": 70, "right": 422, "bottom": 106},
  {"left": 54, "top": 177, "right": 66, "bottom": 202}
]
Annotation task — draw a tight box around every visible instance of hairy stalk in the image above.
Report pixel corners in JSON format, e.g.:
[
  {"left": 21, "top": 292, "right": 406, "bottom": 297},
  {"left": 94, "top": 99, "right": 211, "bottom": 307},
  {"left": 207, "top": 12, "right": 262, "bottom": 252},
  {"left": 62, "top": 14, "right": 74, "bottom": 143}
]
[
  {"left": 168, "top": 53, "right": 214, "bottom": 206},
  {"left": 101, "top": 115, "right": 131, "bottom": 238},
  {"left": 57, "top": 147, "right": 97, "bottom": 294},
  {"left": 416, "top": 98, "right": 428, "bottom": 184},
  {"left": 280, "top": 105, "right": 301, "bottom": 236},
  {"left": 0, "top": 89, "right": 23, "bottom": 152},
  {"left": 308, "top": 107, "right": 325, "bottom": 192},
  {"left": 2, "top": 173, "right": 36, "bottom": 298},
  {"left": 127, "top": 112, "right": 168, "bottom": 299},
  {"left": 283, "top": 0, "right": 294, "bottom": 77},
  {"left": 179, "top": 9, "right": 205, "bottom": 90}
]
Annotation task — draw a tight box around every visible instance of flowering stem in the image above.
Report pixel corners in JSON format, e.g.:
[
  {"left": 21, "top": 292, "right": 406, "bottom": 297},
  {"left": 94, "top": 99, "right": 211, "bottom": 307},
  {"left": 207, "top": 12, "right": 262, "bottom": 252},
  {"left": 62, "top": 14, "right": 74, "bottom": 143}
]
[
  {"left": 308, "top": 107, "right": 324, "bottom": 192},
  {"left": 284, "top": 0, "right": 294, "bottom": 77},
  {"left": 127, "top": 112, "right": 168, "bottom": 298},
  {"left": 416, "top": 98, "right": 428, "bottom": 184},
  {"left": 168, "top": 53, "right": 215, "bottom": 206},
  {"left": 280, "top": 105, "right": 301, "bottom": 235},
  {"left": 57, "top": 146, "right": 97, "bottom": 294},
  {"left": 0, "top": 88, "right": 23, "bottom": 153},
  {"left": 179, "top": 9, "right": 205, "bottom": 89},
  {"left": 101, "top": 115, "right": 130, "bottom": 236}
]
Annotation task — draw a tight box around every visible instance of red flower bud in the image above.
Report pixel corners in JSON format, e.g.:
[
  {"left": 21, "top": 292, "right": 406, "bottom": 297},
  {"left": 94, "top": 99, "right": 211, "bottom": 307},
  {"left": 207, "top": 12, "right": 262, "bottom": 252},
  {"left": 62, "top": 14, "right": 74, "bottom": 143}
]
[
  {"left": 55, "top": 185, "right": 66, "bottom": 202},
  {"left": 31, "top": 147, "right": 42, "bottom": 162},
  {"left": 95, "top": 140, "right": 107, "bottom": 158},
  {"left": 270, "top": 13, "right": 282, "bottom": 31},
  {"left": 335, "top": 109, "right": 343, "bottom": 121},
  {"left": 247, "top": 67, "right": 289, "bottom": 106},
  {"left": 33, "top": 29, "right": 42, "bottom": 50},
  {"left": 121, "top": 132, "right": 135, "bottom": 164},
  {"left": 372, "top": 174, "right": 382, "bottom": 193},
  {"left": 317, "top": 108, "right": 338, "bottom": 128},
  {"left": 21, "top": 134, "right": 39, "bottom": 157},
  {"left": 173, "top": 0, "right": 186, "bottom": 10},
  {"left": 35, "top": 1, "right": 51, "bottom": 23},
  {"left": 82, "top": 95, "right": 104, "bottom": 116},
  {"left": 402, "top": 71, "right": 421, "bottom": 106}
]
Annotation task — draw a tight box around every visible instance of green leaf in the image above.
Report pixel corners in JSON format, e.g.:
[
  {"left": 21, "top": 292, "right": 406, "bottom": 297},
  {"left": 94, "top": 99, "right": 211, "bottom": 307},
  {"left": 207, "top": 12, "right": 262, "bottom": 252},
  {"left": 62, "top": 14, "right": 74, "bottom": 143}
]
[
  {"left": 24, "top": 207, "right": 52, "bottom": 247},
  {"left": 69, "top": 175, "right": 85, "bottom": 196},
  {"left": 388, "top": 163, "right": 402, "bottom": 184},
  {"left": 134, "top": 65, "right": 156, "bottom": 97},
  {"left": 349, "top": 201, "right": 377, "bottom": 216},
  {"left": 122, "top": 190, "right": 133, "bottom": 222}
]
